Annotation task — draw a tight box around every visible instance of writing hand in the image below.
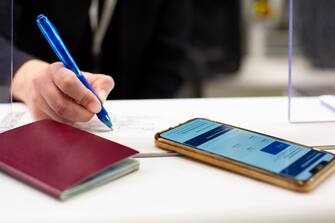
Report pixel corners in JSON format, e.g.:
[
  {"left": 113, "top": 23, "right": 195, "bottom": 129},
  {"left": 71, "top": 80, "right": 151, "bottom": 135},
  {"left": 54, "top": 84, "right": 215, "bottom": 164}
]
[{"left": 12, "top": 60, "right": 114, "bottom": 123}]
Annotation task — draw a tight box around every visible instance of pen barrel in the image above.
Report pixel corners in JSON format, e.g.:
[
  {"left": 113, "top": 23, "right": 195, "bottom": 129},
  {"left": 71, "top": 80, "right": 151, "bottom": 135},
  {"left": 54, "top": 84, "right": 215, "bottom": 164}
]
[
  {"left": 37, "top": 15, "right": 100, "bottom": 101},
  {"left": 37, "top": 14, "right": 112, "bottom": 128}
]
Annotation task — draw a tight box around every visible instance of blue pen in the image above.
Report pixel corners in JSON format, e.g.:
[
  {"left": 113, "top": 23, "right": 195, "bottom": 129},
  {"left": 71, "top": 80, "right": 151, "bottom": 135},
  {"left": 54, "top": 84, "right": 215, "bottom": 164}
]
[{"left": 36, "top": 14, "right": 112, "bottom": 128}]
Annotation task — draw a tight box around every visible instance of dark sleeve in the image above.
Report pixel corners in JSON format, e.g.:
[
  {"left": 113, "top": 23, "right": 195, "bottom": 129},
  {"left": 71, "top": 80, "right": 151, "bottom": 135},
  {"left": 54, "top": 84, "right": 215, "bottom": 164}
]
[
  {"left": 0, "top": 37, "right": 34, "bottom": 75},
  {"left": 136, "top": 0, "right": 191, "bottom": 98},
  {"left": 0, "top": 0, "right": 35, "bottom": 82}
]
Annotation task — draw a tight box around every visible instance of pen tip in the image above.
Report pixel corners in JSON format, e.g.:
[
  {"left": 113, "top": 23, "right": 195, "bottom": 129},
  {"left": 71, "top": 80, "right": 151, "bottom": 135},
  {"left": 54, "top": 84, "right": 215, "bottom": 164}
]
[
  {"left": 101, "top": 115, "right": 113, "bottom": 129},
  {"left": 105, "top": 121, "right": 113, "bottom": 129},
  {"left": 96, "top": 107, "right": 113, "bottom": 129}
]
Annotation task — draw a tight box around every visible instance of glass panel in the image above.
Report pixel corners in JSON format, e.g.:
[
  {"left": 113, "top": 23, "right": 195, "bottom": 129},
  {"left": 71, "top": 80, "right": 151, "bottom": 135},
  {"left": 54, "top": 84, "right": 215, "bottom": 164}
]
[
  {"left": 289, "top": 0, "right": 335, "bottom": 122},
  {"left": 0, "top": 0, "right": 13, "bottom": 130}
]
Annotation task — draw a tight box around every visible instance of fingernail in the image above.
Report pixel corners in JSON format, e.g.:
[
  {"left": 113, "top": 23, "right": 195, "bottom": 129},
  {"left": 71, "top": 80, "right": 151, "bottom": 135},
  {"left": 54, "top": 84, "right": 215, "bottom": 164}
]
[
  {"left": 97, "top": 90, "right": 109, "bottom": 103},
  {"left": 88, "top": 100, "right": 101, "bottom": 113}
]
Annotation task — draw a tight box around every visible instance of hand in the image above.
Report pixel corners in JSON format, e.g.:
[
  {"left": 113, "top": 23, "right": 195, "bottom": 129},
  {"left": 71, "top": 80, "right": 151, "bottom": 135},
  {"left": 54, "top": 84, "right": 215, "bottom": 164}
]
[{"left": 12, "top": 60, "right": 114, "bottom": 123}]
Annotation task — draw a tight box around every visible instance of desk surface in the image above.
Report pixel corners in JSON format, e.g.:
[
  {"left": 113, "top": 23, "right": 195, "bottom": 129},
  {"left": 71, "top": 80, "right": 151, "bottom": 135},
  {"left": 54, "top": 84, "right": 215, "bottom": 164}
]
[{"left": 1, "top": 97, "right": 335, "bottom": 222}]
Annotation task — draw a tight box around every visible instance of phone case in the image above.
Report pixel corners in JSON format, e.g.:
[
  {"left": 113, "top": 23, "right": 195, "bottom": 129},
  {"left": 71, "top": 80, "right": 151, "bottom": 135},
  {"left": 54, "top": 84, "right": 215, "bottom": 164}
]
[{"left": 155, "top": 118, "right": 335, "bottom": 192}]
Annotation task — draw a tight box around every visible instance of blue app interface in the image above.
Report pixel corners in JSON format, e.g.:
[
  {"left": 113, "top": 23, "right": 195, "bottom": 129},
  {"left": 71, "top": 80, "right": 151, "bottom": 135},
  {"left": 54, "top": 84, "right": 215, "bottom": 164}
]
[{"left": 160, "top": 119, "right": 334, "bottom": 180}]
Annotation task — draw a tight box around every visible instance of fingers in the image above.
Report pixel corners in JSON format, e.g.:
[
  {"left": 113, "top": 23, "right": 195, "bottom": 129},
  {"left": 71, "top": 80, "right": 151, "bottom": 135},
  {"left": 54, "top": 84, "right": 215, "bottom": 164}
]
[
  {"left": 85, "top": 72, "right": 115, "bottom": 102},
  {"left": 28, "top": 86, "right": 70, "bottom": 123},
  {"left": 40, "top": 82, "right": 95, "bottom": 122},
  {"left": 31, "top": 63, "right": 95, "bottom": 122},
  {"left": 31, "top": 98, "right": 68, "bottom": 123},
  {"left": 50, "top": 63, "right": 101, "bottom": 113}
]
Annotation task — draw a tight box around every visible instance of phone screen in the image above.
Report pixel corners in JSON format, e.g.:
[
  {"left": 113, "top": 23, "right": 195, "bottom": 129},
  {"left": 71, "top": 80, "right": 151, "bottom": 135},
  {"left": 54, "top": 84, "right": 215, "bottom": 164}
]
[{"left": 160, "top": 118, "right": 334, "bottom": 181}]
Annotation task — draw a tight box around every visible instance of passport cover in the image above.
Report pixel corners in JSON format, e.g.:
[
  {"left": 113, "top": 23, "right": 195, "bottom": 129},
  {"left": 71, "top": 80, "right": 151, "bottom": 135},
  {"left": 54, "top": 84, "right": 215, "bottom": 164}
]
[{"left": 0, "top": 119, "right": 139, "bottom": 200}]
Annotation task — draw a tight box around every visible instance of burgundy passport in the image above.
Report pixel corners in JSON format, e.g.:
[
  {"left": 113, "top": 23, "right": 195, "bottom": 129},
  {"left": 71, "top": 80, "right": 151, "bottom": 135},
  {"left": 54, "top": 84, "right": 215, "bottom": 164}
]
[{"left": 0, "top": 119, "right": 139, "bottom": 200}]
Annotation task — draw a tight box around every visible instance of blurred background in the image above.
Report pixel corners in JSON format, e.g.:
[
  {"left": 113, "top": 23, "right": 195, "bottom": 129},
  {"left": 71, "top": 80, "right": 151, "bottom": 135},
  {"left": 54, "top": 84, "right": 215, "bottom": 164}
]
[
  {"left": 178, "top": 0, "right": 335, "bottom": 98},
  {"left": 2, "top": 0, "right": 335, "bottom": 101}
]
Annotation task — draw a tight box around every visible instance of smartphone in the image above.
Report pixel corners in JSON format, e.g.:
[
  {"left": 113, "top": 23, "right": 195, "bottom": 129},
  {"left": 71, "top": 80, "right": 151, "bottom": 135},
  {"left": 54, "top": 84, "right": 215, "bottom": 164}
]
[{"left": 155, "top": 118, "right": 335, "bottom": 192}]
